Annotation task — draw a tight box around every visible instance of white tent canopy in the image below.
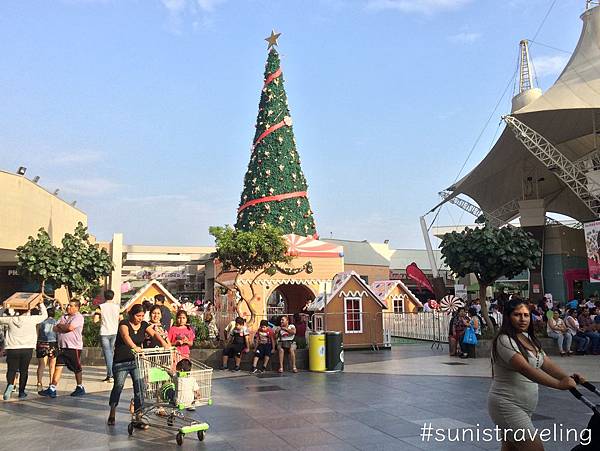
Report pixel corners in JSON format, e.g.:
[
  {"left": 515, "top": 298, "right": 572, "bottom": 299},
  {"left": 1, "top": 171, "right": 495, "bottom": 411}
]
[{"left": 442, "top": 5, "right": 600, "bottom": 223}]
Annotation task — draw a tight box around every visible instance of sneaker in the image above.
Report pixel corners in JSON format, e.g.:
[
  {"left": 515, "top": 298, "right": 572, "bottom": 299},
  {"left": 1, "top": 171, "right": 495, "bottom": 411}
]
[
  {"left": 3, "top": 384, "right": 14, "bottom": 401},
  {"left": 18, "top": 391, "right": 27, "bottom": 400},
  {"left": 233, "top": 366, "right": 241, "bottom": 372},
  {"left": 38, "top": 387, "right": 57, "bottom": 398},
  {"left": 251, "top": 368, "right": 260, "bottom": 374},
  {"left": 102, "top": 377, "right": 113, "bottom": 383},
  {"left": 70, "top": 386, "right": 86, "bottom": 397},
  {"left": 220, "top": 365, "right": 227, "bottom": 371}
]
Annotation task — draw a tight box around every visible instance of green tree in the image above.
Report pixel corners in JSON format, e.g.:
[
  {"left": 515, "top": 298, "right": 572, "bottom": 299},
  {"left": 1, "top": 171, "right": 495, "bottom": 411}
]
[
  {"left": 440, "top": 224, "right": 542, "bottom": 327},
  {"left": 57, "top": 222, "right": 113, "bottom": 301},
  {"left": 210, "top": 224, "right": 312, "bottom": 324},
  {"left": 235, "top": 47, "right": 317, "bottom": 236},
  {"left": 16, "top": 228, "right": 61, "bottom": 297}
]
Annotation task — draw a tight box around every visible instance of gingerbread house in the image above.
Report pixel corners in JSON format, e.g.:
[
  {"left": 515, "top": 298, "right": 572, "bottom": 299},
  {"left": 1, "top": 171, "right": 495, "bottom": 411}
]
[
  {"left": 306, "top": 271, "right": 386, "bottom": 348},
  {"left": 122, "top": 279, "right": 181, "bottom": 312},
  {"left": 370, "top": 280, "right": 422, "bottom": 314}
]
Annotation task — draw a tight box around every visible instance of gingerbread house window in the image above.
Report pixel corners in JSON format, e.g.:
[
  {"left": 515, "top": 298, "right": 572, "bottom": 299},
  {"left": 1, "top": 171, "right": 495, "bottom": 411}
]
[
  {"left": 393, "top": 298, "right": 404, "bottom": 314},
  {"left": 344, "top": 296, "right": 363, "bottom": 333}
]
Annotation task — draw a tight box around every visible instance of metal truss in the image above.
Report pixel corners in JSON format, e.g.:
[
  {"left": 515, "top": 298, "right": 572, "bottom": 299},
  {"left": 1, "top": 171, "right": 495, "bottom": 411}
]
[
  {"left": 438, "top": 191, "right": 507, "bottom": 227},
  {"left": 503, "top": 115, "right": 600, "bottom": 217},
  {"left": 439, "top": 191, "right": 583, "bottom": 228},
  {"left": 588, "top": 1, "right": 599, "bottom": 11},
  {"left": 518, "top": 40, "right": 534, "bottom": 93}
]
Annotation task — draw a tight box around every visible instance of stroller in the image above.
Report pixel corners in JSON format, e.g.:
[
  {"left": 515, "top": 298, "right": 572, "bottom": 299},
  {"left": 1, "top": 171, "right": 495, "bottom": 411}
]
[{"left": 570, "top": 377, "right": 600, "bottom": 450}]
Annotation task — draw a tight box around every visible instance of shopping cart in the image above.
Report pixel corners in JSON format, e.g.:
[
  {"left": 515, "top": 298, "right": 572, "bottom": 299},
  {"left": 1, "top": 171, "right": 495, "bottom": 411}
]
[{"left": 130, "top": 348, "right": 213, "bottom": 446}]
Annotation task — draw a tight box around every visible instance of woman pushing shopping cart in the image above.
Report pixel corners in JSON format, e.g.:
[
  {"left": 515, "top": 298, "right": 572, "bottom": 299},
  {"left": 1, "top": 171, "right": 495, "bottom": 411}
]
[
  {"left": 107, "top": 304, "right": 212, "bottom": 446},
  {"left": 131, "top": 347, "right": 213, "bottom": 445}
]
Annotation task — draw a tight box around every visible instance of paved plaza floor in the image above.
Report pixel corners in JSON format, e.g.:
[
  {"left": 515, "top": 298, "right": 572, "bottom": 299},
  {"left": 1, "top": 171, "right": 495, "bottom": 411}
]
[{"left": 0, "top": 343, "right": 598, "bottom": 450}]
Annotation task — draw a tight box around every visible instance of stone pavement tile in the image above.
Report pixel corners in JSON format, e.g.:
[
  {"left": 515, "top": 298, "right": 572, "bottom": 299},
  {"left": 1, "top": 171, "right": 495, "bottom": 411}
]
[
  {"left": 299, "top": 444, "right": 359, "bottom": 451},
  {"left": 320, "top": 419, "right": 392, "bottom": 441},
  {"left": 344, "top": 409, "right": 403, "bottom": 426},
  {"left": 399, "top": 435, "right": 489, "bottom": 450},
  {"left": 378, "top": 404, "right": 439, "bottom": 421},
  {"left": 300, "top": 410, "right": 351, "bottom": 425},
  {"left": 227, "top": 433, "right": 294, "bottom": 451},
  {"left": 371, "top": 418, "right": 424, "bottom": 439},
  {"left": 274, "top": 426, "right": 349, "bottom": 447},
  {"left": 261, "top": 414, "right": 313, "bottom": 431}
]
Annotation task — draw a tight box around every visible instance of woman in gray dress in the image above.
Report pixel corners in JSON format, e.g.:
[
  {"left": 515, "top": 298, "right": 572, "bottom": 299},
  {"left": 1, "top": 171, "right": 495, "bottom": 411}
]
[{"left": 488, "top": 298, "right": 583, "bottom": 451}]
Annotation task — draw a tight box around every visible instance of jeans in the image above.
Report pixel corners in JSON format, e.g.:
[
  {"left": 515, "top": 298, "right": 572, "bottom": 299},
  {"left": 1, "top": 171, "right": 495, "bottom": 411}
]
[
  {"left": 109, "top": 360, "right": 144, "bottom": 412},
  {"left": 572, "top": 333, "right": 591, "bottom": 352},
  {"left": 100, "top": 335, "right": 116, "bottom": 378},
  {"left": 6, "top": 348, "right": 33, "bottom": 393},
  {"left": 585, "top": 331, "right": 600, "bottom": 353},
  {"left": 547, "top": 330, "right": 572, "bottom": 353}
]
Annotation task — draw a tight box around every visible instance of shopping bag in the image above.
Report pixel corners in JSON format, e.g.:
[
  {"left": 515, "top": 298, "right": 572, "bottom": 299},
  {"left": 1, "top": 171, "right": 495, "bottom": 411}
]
[{"left": 462, "top": 326, "right": 478, "bottom": 346}]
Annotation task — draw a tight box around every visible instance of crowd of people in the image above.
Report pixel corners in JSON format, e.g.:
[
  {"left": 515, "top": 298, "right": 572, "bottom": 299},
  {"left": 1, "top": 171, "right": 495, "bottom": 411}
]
[{"left": 0, "top": 289, "right": 309, "bottom": 429}]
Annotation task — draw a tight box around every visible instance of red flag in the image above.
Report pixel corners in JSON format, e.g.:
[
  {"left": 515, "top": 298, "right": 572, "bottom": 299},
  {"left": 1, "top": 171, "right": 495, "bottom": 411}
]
[{"left": 406, "top": 262, "right": 434, "bottom": 293}]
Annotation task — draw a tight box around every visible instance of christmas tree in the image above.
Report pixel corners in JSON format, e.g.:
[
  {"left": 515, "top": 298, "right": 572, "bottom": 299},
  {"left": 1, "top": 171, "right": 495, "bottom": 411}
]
[{"left": 236, "top": 32, "right": 317, "bottom": 237}]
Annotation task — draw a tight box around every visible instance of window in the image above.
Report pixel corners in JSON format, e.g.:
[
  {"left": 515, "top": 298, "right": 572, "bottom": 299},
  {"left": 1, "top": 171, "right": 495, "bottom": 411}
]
[
  {"left": 344, "top": 297, "right": 363, "bottom": 333},
  {"left": 359, "top": 275, "right": 369, "bottom": 284},
  {"left": 393, "top": 298, "right": 404, "bottom": 314}
]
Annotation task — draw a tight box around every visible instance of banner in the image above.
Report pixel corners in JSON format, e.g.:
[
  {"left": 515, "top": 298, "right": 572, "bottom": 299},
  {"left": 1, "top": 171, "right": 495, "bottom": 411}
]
[
  {"left": 584, "top": 220, "right": 600, "bottom": 282},
  {"left": 405, "top": 262, "right": 434, "bottom": 293}
]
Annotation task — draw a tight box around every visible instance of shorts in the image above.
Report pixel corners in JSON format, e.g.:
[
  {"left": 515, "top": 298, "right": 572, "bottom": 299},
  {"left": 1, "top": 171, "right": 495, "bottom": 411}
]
[
  {"left": 255, "top": 343, "right": 273, "bottom": 358},
  {"left": 223, "top": 343, "right": 245, "bottom": 358},
  {"left": 56, "top": 348, "right": 83, "bottom": 373},
  {"left": 277, "top": 341, "right": 297, "bottom": 351},
  {"left": 36, "top": 342, "right": 58, "bottom": 359}
]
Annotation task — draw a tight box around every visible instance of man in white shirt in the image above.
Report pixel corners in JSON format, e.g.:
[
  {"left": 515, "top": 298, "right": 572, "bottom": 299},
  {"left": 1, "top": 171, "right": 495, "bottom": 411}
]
[{"left": 93, "top": 290, "right": 121, "bottom": 383}]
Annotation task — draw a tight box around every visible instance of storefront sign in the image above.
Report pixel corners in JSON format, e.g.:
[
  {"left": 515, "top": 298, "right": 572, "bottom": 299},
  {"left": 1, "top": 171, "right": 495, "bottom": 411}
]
[
  {"left": 454, "top": 284, "right": 467, "bottom": 299},
  {"left": 584, "top": 220, "right": 600, "bottom": 282}
]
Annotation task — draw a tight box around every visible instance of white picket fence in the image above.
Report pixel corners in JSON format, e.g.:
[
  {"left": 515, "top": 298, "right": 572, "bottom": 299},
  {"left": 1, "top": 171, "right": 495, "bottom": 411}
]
[{"left": 382, "top": 312, "right": 451, "bottom": 344}]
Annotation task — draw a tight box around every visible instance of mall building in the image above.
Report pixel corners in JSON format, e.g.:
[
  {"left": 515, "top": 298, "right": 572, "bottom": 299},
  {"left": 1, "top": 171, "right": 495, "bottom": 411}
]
[{"left": 0, "top": 168, "right": 451, "bottom": 305}]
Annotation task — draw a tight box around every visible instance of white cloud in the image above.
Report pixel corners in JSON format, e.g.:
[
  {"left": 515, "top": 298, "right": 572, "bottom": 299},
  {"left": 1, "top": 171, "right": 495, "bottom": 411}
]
[
  {"left": 52, "top": 150, "right": 104, "bottom": 165},
  {"left": 532, "top": 54, "right": 569, "bottom": 78},
  {"left": 196, "top": 0, "right": 226, "bottom": 12},
  {"left": 448, "top": 31, "right": 481, "bottom": 44},
  {"left": 59, "top": 178, "right": 121, "bottom": 196},
  {"left": 366, "top": 0, "right": 472, "bottom": 14},
  {"left": 160, "top": 0, "right": 225, "bottom": 33}
]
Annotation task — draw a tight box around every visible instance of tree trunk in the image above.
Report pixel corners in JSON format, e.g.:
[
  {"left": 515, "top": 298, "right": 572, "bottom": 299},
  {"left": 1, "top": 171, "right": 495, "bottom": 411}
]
[{"left": 478, "top": 281, "right": 493, "bottom": 331}]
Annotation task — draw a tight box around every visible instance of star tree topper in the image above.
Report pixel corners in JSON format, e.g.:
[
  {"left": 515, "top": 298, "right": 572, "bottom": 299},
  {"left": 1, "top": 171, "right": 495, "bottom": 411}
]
[{"left": 265, "top": 30, "right": 281, "bottom": 49}]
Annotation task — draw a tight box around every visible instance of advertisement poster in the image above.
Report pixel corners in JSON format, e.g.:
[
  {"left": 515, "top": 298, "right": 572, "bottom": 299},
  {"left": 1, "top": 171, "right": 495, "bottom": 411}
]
[{"left": 584, "top": 220, "right": 600, "bottom": 282}]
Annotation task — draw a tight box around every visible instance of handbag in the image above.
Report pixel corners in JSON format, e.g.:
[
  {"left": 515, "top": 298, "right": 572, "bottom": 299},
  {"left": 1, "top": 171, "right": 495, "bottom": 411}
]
[{"left": 462, "top": 326, "right": 478, "bottom": 346}]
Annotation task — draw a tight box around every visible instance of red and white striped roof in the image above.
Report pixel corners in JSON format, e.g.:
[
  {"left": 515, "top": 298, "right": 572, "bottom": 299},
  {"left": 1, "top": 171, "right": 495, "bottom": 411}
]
[{"left": 285, "top": 234, "right": 343, "bottom": 258}]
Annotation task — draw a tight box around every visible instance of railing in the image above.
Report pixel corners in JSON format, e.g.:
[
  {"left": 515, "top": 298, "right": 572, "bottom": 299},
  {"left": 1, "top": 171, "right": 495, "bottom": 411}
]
[{"left": 382, "top": 312, "right": 450, "bottom": 344}]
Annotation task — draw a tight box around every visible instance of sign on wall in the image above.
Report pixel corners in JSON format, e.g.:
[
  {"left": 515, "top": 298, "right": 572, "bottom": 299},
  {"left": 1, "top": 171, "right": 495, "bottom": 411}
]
[{"left": 584, "top": 220, "right": 600, "bottom": 282}]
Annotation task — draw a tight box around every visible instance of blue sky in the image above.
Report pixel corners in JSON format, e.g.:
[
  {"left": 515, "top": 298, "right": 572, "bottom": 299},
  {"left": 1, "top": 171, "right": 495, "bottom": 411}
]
[{"left": 0, "top": 0, "right": 586, "bottom": 248}]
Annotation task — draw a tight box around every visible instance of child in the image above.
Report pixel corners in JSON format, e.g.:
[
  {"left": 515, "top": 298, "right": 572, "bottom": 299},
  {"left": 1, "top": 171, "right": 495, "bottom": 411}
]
[
  {"left": 203, "top": 313, "right": 219, "bottom": 345},
  {"left": 251, "top": 320, "right": 275, "bottom": 374},
  {"left": 221, "top": 317, "right": 249, "bottom": 371},
  {"left": 36, "top": 306, "right": 58, "bottom": 390},
  {"left": 168, "top": 310, "right": 196, "bottom": 358}
]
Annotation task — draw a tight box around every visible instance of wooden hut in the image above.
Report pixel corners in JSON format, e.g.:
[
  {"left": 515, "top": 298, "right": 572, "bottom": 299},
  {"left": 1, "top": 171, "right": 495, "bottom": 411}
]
[
  {"left": 370, "top": 280, "right": 422, "bottom": 314},
  {"left": 306, "top": 271, "right": 386, "bottom": 348},
  {"left": 122, "top": 279, "right": 181, "bottom": 312}
]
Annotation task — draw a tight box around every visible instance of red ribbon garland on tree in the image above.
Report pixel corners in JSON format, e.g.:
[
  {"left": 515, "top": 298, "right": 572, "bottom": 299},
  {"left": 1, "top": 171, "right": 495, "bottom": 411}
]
[
  {"left": 263, "top": 68, "right": 282, "bottom": 87},
  {"left": 240, "top": 66, "right": 303, "bottom": 215},
  {"left": 238, "top": 191, "right": 307, "bottom": 214},
  {"left": 253, "top": 119, "right": 288, "bottom": 148}
]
